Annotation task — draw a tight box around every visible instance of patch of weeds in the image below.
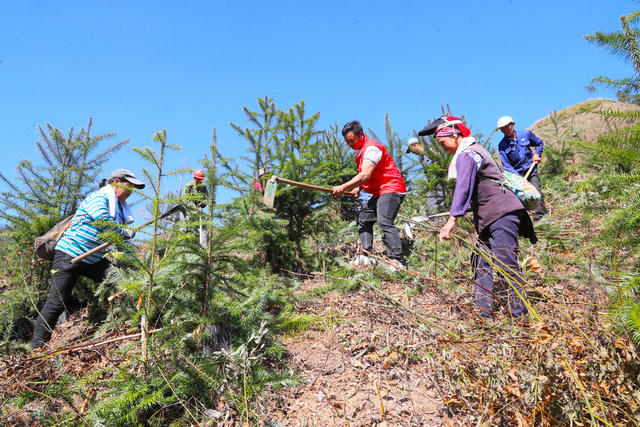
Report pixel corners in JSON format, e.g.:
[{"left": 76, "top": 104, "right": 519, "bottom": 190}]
[
  {"left": 45, "top": 414, "right": 79, "bottom": 425},
  {"left": 278, "top": 313, "right": 325, "bottom": 336},
  {"left": 12, "top": 389, "right": 40, "bottom": 408},
  {"left": 0, "top": 340, "right": 30, "bottom": 358},
  {"left": 295, "top": 282, "right": 338, "bottom": 303},
  {"left": 398, "top": 347, "right": 434, "bottom": 363},
  {"left": 264, "top": 341, "right": 287, "bottom": 360},
  {"left": 329, "top": 273, "right": 362, "bottom": 293}
]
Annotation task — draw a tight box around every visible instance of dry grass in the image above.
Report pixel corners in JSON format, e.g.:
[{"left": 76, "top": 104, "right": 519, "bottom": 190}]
[{"left": 529, "top": 98, "right": 640, "bottom": 148}]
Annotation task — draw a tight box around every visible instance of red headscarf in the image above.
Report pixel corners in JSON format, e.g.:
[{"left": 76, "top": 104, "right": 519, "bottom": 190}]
[{"left": 435, "top": 116, "right": 471, "bottom": 138}]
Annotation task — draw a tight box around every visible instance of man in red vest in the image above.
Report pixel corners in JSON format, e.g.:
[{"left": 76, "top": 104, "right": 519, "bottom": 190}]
[{"left": 332, "top": 120, "right": 407, "bottom": 268}]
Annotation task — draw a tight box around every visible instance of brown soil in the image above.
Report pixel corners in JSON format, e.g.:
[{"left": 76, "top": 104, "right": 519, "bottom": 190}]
[{"left": 263, "top": 277, "right": 448, "bottom": 426}]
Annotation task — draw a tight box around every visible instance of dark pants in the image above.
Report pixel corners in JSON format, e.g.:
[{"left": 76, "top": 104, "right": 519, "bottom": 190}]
[
  {"left": 472, "top": 214, "right": 528, "bottom": 317},
  {"left": 31, "top": 250, "right": 114, "bottom": 349},
  {"left": 527, "top": 171, "right": 548, "bottom": 219},
  {"left": 357, "top": 193, "right": 405, "bottom": 263}
]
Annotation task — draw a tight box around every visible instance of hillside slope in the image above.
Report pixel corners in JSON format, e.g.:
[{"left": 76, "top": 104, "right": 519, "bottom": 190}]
[
  {"left": 529, "top": 98, "right": 640, "bottom": 147},
  {"left": 3, "top": 100, "right": 640, "bottom": 425}
]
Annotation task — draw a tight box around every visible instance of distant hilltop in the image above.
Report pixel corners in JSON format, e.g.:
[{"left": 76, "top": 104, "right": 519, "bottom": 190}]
[{"left": 529, "top": 99, "right": 640, "bottom": 148}]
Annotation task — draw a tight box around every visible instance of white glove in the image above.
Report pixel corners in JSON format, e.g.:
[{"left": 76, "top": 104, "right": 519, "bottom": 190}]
[{"left": 122, "top": 228, "right": 136, "bottom": 240}]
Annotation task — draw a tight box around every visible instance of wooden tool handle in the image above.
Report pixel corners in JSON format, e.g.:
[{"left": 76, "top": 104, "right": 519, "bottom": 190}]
[
  {"left": 523, "top": 163, "right": 536, "bottom": 180},
  {"left": 70, "top": 205, "right": 181, "bottom": 264},
  {"left": 274, "top": 177, "right": 333, "bottom": 192},
  {"left": 71, "top": 242, "right": 110, "bottom": 264}
]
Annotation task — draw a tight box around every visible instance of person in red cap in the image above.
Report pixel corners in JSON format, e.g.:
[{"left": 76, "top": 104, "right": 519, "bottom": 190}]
[
  {"left": 184, "top": 169, "right": 209, "bottom": 245},
  {"left": 184, "top": 169, "right": 208, "bottom": 210},
  {"left": 420, "top": 116, "right": 536, "bottom": 320},
  {"left": 332, "top": 120, "right": 407, "bottom": 270}
]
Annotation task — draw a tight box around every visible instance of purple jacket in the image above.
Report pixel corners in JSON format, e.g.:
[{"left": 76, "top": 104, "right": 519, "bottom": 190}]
[{"left": 450, "top": 143, "right": 528, "bottom": 235}]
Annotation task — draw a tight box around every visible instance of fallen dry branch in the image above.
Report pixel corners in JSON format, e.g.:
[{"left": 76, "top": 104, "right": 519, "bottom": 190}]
[{"left": 4, "top": 327, "right": 162, "bottom": 368}]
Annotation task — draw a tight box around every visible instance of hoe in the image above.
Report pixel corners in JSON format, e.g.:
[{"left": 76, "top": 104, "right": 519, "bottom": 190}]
[{"left": 263, "top": 175, "right": 356, "bottom": 208}]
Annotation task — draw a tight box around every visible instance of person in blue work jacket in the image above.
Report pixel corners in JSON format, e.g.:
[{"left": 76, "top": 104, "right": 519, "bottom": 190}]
[{"left": 497, "top": 116, "right": 548, "bottom": 220}]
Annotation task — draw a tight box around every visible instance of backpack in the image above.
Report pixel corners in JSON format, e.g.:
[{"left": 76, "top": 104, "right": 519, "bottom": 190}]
[
  {"left": 468, "top": 146, "right": 541, "bottom": 211},
  {"left": 34, "top": 215, "right": 74, "bottom": 261},
  {"left": 490, "top": 170, "right": 541, "bottom": 210}
]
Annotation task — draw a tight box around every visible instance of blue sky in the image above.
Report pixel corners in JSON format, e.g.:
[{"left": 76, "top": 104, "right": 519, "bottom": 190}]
[{"left": 1, "top": 0, "right": 636, "bottom": 211}]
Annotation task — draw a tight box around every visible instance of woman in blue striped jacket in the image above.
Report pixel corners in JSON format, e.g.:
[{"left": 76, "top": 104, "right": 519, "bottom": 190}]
[{"left": 31, "top": 169, "right": 145, "bottom": 349}]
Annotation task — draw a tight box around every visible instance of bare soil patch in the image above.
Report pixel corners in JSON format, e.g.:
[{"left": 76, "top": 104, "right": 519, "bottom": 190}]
[{"left": 264, "top": 276, "right": 466, "bottom": 426}]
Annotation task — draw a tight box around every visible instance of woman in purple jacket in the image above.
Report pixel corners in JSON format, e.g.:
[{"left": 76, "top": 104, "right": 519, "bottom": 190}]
[{"left": 420, "top": 116, "right": 536, "bottom": 320}]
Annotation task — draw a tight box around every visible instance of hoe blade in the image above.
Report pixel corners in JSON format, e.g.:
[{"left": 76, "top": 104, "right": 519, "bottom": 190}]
[{"left": 263, "top": 176, "right": 278, "bottom": 208}]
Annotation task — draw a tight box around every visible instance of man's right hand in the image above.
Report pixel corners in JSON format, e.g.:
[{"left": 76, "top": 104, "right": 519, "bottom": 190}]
[{"left": 332, "top": 185, "right": 346, "bottom": 196}]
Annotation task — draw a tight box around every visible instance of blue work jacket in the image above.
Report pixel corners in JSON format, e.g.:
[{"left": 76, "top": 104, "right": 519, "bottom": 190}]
[{"left": 498, "top": 130, "right": 544, "bottom": 175}]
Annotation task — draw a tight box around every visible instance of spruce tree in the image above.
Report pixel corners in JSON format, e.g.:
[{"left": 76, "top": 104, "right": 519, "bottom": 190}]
[
  {"left": 368, "top": 113, "right": 418, "bottom": 185},
  {"left": 0, "top": 119, "right": 128, "bottom": 341},
  {"left": 582, "top": 8, "right": 640, "bottom": 348},
  {"left": 231, "top": 97, "right": 349, "bottom": 271},
  {"left": 584, "top": 10, "right": 640, "bottom": 106}
]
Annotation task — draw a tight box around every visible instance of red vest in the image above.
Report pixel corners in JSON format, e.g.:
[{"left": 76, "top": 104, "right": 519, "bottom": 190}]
[{"left": 355, "top": 136, "right": 406, "bottom": 197}]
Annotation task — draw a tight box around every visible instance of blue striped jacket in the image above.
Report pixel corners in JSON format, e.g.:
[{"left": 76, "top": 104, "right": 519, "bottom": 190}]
[{"left": 56, "top": 190, "right": 128, "bottom": 264}]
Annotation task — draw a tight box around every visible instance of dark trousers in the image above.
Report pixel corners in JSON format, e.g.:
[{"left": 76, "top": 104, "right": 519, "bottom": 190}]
[
  {"left": 472, "top": 214, "right": 528, "bottom": 317},
  {"left": 357, "top": 193, "right": 405, "bottom": 263},
  {"left": 31, "top": 250, "right": 114, "bottom": 349},
  {"left": 527, "top": 171, "right": 548, "bottom": 219}
]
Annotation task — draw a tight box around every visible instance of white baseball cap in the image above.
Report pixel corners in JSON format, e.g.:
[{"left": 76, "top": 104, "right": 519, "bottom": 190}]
[
  {"left": 406, "top": 137, "right": 422, "bottom": 153},
  {"left": 497, "top": 116, "right": 514, "bottom": 129}
]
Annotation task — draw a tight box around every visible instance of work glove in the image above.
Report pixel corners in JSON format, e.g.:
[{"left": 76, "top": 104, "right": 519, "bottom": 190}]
[
  {"left": 122, "top": 228, "right": 136, "bottom": 240},
  {"left": 199, "top": 201, "right": 207, "bottom": 208}
]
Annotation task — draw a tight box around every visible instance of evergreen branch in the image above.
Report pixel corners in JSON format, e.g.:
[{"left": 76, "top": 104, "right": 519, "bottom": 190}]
[
  {"left": 89, "top": 138, "right": 129, "bottom": 166},
  {"left": 153, "top": 360, "right": 200, "bottom": 426},
  {"left": 584, "top": 31, "right": 636, "bottom": 62},
  {"left": 163, "top": 167, "right": 192, "bottom": 177}
]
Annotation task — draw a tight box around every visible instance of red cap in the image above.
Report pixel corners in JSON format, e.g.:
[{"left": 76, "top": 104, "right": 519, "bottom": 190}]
[{"left": 193, "top": 169, "right": 205, "bottom": 179}]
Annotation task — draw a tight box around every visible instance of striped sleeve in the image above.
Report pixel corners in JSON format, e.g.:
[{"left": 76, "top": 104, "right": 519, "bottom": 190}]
[{"left": 56, "top": 192, "right": 117, "bottom": 263}]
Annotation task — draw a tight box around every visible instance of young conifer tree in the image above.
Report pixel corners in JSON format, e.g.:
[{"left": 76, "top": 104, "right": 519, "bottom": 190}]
[
  {"left": 0, "top": 119, "right": 128, "bottom": 341},
  {"left": 582, "top": 9, "right": 640, "bottom": 348},
  {"left": 271, "top": 101, "right": 324, "bottom": 257},
  {"left": 369, "top": 113, "right": 419, "bottom": 187},
  {"left": 231, "top": 95, "right": 280, "bottom": 187},
  {"left": 584, "top": 10, "right": 640, "bottom": 107},
  {"left": 232, "top": 97, "right": 342, "bottom": 271},
  {"left": 88, "top": 130, "right": 290, "bottom": 425},
  {"left": 315, "top": 123, "right": 359, "bottom": 220}
]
